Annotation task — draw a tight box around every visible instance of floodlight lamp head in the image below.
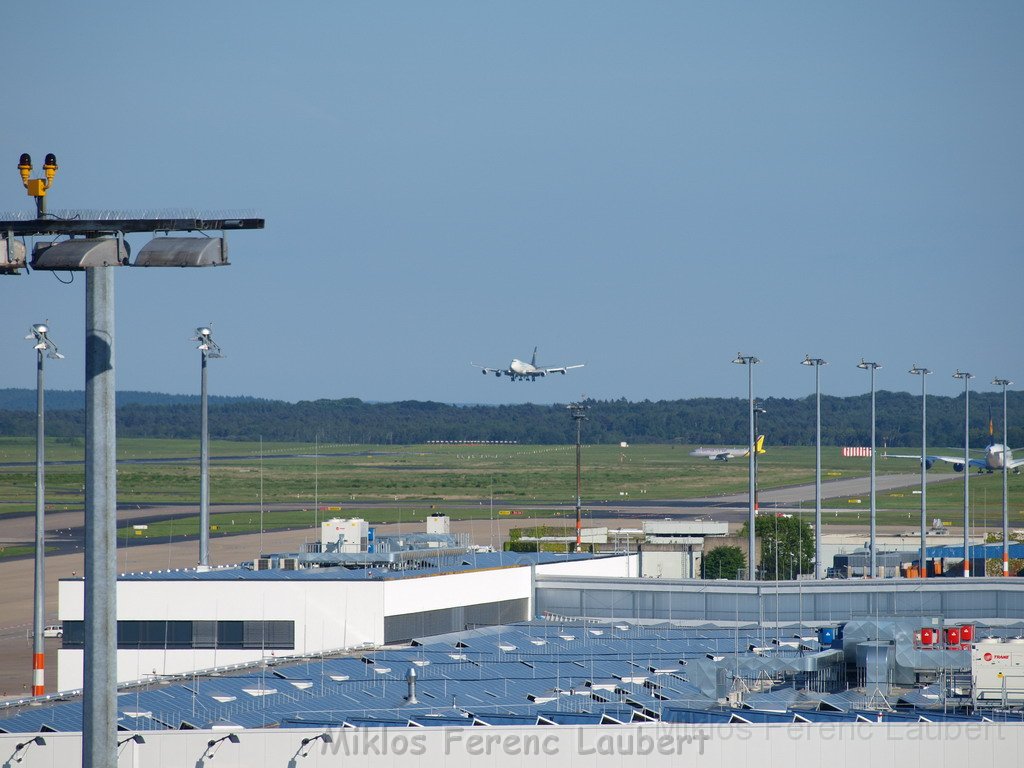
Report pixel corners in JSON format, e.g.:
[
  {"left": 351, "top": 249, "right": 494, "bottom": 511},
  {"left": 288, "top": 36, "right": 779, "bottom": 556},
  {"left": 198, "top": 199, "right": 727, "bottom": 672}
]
[
  {"left": 953, "top": 369, "right": 973, "bottom": 381},
  {"left": 992, "top": 377, "right": 1013, "bottom": 387}
]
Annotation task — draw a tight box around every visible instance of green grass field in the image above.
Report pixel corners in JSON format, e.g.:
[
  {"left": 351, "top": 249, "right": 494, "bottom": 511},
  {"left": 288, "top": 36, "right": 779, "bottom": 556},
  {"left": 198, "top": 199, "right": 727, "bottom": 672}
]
[{"left": 2, "top": 437, "right": 1021, "bottom": 540}]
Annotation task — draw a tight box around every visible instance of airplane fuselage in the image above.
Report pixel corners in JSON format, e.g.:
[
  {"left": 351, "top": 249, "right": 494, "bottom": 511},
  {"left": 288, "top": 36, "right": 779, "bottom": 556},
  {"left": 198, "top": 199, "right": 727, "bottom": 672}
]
[
  {"left": 985, "top": 444, "right": 1013, "bottom": 470},
  {"left": 509, "top": 359, "right": 540, "bottom": 376}
]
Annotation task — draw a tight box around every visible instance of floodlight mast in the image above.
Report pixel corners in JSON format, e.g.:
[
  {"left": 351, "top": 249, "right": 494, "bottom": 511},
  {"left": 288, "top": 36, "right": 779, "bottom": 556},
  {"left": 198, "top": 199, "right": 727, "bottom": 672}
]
[
  {"left": 27, "top": 324, "right": 63, "bottom": 696},
  {"left": 953, "top": 370, "right": 973, "bottom": 577},
  {"left": 194, "top": 326, "right": 223, "bottom": 568},
  {"left": 4, "top": 153, "right": 264, "bottom": 768},
  {"left": 732, "top": 354, "right": 759, "bottom": 580},
  {"left": 857, "top": 359, "right": 881, "bottom": 577},
  {"left": 909, "top": 366, "right": 931, "bottom": 579},
  {"left": 992, "top": 377, "right": 1013, "bottom": 577},
  {"left": 568, "top": 402, "right": 589, "bottom": 553},
  {"left": 801, "top": 356, "right": 827, "bottom": 579}
]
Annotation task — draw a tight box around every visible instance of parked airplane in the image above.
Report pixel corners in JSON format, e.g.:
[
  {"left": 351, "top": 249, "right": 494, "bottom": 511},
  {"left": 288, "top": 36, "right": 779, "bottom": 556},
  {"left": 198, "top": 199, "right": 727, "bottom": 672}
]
[
  {"left": 884, "top": 443, "right": 1023, "bottom": 474},
  {"left": 472, "top": 347, "right": 584, "bottom": 382},
  {"left": 690, "top": 435, "right": 766, "bottom": 462}
]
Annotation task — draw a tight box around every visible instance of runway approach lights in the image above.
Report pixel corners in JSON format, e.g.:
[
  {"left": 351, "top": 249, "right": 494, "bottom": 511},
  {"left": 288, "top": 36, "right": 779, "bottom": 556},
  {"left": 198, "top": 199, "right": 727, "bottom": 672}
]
[
  {"left": 3, "top": 152, "right": 263, "bottom": 768},
  {"left": 193, "top": 327, "right": 224, "bottom": 567},
  {"left": 18, "top": 153, "right": 58, "bottom": 218},
  {"left": 27, "top": 324, "right": 63, "bottom": 697}
]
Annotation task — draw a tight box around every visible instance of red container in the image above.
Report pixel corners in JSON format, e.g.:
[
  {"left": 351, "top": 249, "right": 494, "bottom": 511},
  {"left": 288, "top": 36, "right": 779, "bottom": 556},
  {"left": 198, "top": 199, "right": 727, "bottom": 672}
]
[
  {"left": 945, "top": 627, "right": 960, "bottom": 646},
  {"left": 921, "top": 627, "right": 934, "bottom": 646},
  {"left": 960, "top": 625, "right": 974, "bottom": 643}
]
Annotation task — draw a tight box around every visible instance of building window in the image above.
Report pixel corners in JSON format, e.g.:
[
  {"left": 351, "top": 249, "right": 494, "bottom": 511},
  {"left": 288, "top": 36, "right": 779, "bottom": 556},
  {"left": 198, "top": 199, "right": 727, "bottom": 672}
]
[{"left": 59, "top": 620, "right": 293, "bottom": 650}]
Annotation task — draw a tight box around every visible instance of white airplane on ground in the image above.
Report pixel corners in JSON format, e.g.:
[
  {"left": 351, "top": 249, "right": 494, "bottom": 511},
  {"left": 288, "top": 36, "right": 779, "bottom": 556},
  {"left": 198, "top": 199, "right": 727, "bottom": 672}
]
[
  {"left": 472, "top": 347, "right": 584, "bottom": 382},
  {"left": 690, "top": 435, "right": 766, "bottom": 462},
  {"left": 884, "top": 443, "right": 1024, "bottom": 474}
]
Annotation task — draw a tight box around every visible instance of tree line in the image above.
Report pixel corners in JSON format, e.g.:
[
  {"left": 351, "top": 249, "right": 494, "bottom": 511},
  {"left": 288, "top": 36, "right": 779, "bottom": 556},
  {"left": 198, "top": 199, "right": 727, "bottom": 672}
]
[{"left": 0, "top": 389, "right": 1020, "bottom": 447}]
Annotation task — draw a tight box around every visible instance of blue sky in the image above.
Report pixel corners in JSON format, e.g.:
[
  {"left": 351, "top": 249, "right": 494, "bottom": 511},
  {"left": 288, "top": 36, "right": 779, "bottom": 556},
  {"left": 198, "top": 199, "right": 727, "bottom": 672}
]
[{"left": 3, "top": 2, "right": 1021, "bottom": 405}]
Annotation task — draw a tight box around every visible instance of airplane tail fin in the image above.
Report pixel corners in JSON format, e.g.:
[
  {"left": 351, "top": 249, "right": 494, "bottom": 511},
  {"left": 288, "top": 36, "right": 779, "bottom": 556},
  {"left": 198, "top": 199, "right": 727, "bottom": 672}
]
[
  {"left": 754, "top": 435, "right": 766, "bottom": 454},
  {"left": 989, "top": 408, "right": 995, "bottom": 444},
  {"left": 531, "top": 346, "right": 538, "bottom": 367}
]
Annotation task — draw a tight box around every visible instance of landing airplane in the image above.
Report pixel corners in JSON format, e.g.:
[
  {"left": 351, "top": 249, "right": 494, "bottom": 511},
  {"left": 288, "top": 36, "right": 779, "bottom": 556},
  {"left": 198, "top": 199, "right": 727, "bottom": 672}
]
[
  {"left": 690, "top": 435, "right": 766, "bottom": 462},
  {"left": 472, "top": 347, "right": 584, "bottom": 382},
  {"left": 884, "top": 443, "right": 1023, "bottom": 474}
]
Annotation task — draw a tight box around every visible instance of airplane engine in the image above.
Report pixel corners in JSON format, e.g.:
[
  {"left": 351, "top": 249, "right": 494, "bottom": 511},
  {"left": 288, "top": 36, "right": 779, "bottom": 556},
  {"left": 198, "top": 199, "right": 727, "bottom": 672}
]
[
  {"left": 481, "top": 369, "right": 487, "bottom": 375},
  {"left": 953, "top": 463, "right": 964, "bottom": 472},
  {"left": 925, "top": 459, "right": 934, "bottom": 470},
  {"left": 495, "top": 372, "right": 501, "bottom": 377}
]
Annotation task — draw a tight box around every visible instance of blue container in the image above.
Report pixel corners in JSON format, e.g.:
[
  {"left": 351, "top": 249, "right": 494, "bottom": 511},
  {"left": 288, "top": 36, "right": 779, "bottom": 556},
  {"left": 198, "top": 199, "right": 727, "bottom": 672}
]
[{"left": 818, "top": 627, "right": 836, "bottom": 646}]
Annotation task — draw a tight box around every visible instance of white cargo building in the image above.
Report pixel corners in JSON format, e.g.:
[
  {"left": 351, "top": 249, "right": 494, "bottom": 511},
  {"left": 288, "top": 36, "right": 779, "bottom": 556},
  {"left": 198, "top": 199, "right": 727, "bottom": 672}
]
[{"left": 56, "top": 551, "right": 636, "bottom": 691}]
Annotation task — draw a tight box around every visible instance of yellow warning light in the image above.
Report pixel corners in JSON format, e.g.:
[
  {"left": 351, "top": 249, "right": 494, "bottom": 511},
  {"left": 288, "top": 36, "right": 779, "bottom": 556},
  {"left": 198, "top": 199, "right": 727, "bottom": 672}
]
[
  {"left": 17, "top": 151, "right": 59, "bottom": 217},
  {"left": 18, "top": 153, "right": 32, "bottom": 186}
]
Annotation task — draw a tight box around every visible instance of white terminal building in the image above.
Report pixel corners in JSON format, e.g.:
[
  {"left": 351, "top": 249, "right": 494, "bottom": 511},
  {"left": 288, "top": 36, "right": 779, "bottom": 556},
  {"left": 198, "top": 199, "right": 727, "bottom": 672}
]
[{"left": 56, "top": 515, "right": 637, "bottom": 691}]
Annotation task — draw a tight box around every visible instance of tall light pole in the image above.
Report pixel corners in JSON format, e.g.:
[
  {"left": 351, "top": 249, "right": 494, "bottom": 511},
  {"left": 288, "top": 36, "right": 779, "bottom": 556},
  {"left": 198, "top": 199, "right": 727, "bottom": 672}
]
[
  {"left": 733, "top": 354, "right": 759, "bottom": 580},
  {"left": 753, "top": 401, "right": 766, "bottom": 514},
  {"left": 27, "top": 324, "right": 63, "bottom": 697},
  {"left": 993, "top": 377, "right": 1012, "bottom": 577},
  {"left": 802, "top": 356, "right": 827, "bottom": 579},
  {"left": 857, "top": 359, "right": 882, "bottom": 577},
  {"left": 909, "top": 366, "right": 931, "bottom": 578},
  {"left": 4, "top": 154, "right": 263, "bottom": 768},
  {"left": 194, "top": 327, "right": 223, "bottom": 568},
  {"left": 952, "top": 370, "right": 974, "bottom": 577},
  {"left": 568, "top": 402, "right": 589, "bottom": 553}
]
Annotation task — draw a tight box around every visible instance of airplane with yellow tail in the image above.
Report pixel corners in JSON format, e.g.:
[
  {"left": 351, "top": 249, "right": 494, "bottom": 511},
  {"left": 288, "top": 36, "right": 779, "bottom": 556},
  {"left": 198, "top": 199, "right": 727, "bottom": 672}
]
[{"left": 690, "top": 435, "right": 766, "bottom": 462}]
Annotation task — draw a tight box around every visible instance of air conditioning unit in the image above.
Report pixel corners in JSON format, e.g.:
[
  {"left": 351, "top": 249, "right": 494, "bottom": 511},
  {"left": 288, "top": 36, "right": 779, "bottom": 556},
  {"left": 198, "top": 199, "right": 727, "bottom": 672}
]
[
  {"left": 253, "top": 558, "right": 273, "bottom": 571},
  {"left": 280, "top": 558, "right": 299, "bottom": 571}
]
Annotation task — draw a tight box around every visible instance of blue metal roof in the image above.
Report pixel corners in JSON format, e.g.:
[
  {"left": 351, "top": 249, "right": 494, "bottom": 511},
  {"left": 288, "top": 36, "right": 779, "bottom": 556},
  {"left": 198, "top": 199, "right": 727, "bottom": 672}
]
[{"left": 2, "top": 619, "right": 1022, "bottom": 734}]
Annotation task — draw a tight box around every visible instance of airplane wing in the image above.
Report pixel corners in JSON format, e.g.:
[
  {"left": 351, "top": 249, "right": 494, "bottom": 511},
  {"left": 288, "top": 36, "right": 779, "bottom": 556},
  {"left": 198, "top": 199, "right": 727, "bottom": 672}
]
[
  {"left": 541, "top": 364, "right": 585, "bottom": 375},
  {"left": 1005, "top": 450, "right": 1024, "bottom": 470},
  {"left": 471, "top": 363, "right": 508, "bottom": 377},
  {"left": 883, "top": 452, "right": 987, "bottom": 470}
]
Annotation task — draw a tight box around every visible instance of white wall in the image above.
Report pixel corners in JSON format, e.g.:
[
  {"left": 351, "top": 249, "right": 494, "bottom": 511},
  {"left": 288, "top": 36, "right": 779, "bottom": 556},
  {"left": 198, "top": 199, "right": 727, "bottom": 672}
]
[
  {"left": 58, "top": 578, "right": 385, "bottom": 691},
  {"left": 1, "top": 722, "right": 1020, "bottom": 768},
  {"left": 382, "top": 568, "right": 531, "bottom": 617},
  {"left": 56, "top": 558, "right": 640, "bottom": 691},
  {"left": 535, "top": 554, "right": 637, "bottom": 578}
]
